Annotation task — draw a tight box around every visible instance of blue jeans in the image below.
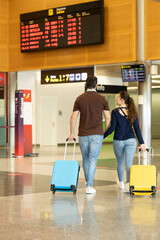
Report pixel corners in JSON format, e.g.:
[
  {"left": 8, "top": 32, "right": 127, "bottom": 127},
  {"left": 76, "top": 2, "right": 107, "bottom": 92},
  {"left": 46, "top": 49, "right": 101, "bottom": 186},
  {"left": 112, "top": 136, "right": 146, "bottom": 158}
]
[
  {"left": 113, "top": 138, "right": 137, "bottom": 183},
  {"left": 79, "top": 135, "right": 103, "bottom": 187}
]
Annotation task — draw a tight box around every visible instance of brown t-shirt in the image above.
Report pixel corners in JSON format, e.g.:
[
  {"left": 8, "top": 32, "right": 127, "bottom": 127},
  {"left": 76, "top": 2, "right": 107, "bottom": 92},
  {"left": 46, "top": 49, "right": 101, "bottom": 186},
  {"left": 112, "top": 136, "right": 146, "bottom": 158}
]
[{"left": 73, "top": 91, "right": 109, "bottom": 136}]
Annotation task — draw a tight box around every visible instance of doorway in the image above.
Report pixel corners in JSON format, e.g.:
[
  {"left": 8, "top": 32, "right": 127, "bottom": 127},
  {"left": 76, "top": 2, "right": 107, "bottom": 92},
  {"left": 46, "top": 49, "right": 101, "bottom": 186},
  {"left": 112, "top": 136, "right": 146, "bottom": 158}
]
[{"left": 40, "top": 97, "right": 57, "bottom": 146}]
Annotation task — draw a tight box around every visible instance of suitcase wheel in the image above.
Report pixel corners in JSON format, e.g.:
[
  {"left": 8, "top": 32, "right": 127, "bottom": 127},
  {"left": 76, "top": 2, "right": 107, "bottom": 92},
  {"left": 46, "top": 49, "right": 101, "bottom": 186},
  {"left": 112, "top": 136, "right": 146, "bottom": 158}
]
[
  {"left": 51, "top": 184, "right": 56, "bottom": 195},
  {"left": 151, "top": 186, "right": 156, "bottom": 197},
  {"left": 71, "top": 185, "right": 77, "bottom": 195},
  {"left": 51, "top": 184, "right": 55, "bottom": 191},
  {"left": 151, "top": 186, "right": 156, "bottom": 193},
  {"left": 130, "top": 185, "right": 134, "bottom": 197}
]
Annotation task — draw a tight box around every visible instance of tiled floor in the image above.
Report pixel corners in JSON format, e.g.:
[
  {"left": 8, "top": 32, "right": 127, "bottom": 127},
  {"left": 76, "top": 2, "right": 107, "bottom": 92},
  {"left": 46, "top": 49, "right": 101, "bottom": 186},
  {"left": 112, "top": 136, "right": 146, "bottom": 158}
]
[{"left": 0, "top": 140, "right": 160, "bottom": 240}]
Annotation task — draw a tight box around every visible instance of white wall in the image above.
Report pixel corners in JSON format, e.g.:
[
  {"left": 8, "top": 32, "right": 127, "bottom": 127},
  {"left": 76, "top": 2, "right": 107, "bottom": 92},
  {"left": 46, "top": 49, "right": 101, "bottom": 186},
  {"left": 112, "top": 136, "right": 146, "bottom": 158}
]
[
  {"left": 18, "top": 69, "right": 85, "bottom": 145},
  {"left": 37, "top": 77, "right": 84, "bottom": 144}
]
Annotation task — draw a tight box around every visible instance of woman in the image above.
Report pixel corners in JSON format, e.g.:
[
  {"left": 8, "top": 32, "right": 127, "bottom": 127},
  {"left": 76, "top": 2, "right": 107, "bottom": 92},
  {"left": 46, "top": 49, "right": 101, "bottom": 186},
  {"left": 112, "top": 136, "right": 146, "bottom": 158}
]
[{"left": 104, "top": 91, "right": 146, "bottom": 191}]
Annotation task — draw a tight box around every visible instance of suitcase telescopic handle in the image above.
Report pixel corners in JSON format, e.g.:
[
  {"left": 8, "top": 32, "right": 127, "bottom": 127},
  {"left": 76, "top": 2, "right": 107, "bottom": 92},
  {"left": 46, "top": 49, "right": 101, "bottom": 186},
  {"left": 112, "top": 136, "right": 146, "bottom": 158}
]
[
  {"left": 64, "top": 138, "right": 76, "bottom": 160},
  {"left": 138, "top": 148, "right": 150, "bottom": 165}
]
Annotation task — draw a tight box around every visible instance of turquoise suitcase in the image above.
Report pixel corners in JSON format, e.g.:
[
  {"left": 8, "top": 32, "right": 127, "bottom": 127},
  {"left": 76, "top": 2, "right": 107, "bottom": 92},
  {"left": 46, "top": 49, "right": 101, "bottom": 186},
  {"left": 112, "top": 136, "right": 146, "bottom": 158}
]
[{"left": 50, "top": 139, "right": 80, "bottom": 195}]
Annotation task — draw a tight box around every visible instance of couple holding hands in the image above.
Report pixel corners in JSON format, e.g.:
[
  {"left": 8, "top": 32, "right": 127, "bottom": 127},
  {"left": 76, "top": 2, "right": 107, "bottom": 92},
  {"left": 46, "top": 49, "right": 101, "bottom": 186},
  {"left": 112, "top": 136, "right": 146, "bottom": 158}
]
[{"left": 68, "top": 76, "right": 146, "bottom": 194}]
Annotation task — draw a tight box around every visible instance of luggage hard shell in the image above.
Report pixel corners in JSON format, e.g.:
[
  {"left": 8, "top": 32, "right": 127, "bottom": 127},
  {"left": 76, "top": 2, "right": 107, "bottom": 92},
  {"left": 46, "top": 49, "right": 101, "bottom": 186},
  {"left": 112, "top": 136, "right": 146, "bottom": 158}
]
[
  {"left": 129, "top": 149, "right": 156, "bottom": 196},
  {"left": 50, "top": 138, "right": 80, "bottom": 195}
]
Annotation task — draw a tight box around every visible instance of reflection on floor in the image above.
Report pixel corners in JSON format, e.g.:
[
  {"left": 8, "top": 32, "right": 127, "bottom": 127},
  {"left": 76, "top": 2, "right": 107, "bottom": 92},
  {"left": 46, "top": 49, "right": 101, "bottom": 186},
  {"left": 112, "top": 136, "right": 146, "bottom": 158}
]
[{"left": 0, "top": 140, "right": 159, "bottom": 239}]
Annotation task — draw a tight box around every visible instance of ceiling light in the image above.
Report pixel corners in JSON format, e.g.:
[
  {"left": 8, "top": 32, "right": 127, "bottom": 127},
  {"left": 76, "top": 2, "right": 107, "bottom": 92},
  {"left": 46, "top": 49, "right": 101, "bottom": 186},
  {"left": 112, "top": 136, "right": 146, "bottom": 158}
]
[{"left": 152, "top": 80, "right": 160, "bottom": 83}]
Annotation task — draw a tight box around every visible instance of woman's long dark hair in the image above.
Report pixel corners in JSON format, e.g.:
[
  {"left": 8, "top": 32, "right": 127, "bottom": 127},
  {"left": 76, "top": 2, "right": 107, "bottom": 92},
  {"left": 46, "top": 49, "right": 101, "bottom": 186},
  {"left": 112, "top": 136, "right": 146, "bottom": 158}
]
[{"left": 119, "top": 91, "right": 137, "bottom": 123}]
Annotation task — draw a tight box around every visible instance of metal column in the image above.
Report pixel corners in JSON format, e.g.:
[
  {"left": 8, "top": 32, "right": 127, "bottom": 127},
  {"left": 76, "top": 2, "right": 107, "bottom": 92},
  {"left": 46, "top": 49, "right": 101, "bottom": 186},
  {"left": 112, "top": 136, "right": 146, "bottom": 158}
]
[
  {"left": 8, "top": 72, "right": 17, "bottom": 148},
  {"left": 138, "top": 62, "right": 152, "bottom": 148},
  {"left": 137, "top": 0, "right": 152, "bottom": 163}
]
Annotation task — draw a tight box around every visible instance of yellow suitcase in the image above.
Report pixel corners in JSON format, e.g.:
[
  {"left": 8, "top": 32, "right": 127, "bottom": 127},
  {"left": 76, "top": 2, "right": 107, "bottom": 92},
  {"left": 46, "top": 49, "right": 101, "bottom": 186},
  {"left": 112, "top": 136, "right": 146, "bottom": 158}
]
[{"left": 129, "top": 149, "right": 156, "bottom": 196}]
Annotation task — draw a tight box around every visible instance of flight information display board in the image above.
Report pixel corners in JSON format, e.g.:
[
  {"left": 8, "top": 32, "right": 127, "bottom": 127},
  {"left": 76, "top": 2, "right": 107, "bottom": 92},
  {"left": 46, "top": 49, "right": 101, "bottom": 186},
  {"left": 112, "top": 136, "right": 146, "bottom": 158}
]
[
  {"left": 41, "top": 67, "right": 94, "bottom": 84},
  {"left": 20, "top": 1, "right": 104, "bottom": 52},
  {"left": 121, "top": 64, "right": 145, "bottom": 82}
]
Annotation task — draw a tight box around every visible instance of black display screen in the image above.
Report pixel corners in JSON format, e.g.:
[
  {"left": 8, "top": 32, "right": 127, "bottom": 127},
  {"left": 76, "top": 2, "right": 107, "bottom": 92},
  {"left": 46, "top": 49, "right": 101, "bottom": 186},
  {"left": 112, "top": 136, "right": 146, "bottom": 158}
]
[
  {"left": 20, "top": 1, "right": 104, "bottom": 52},
  {"left": 121, "top": 64, "right": 145, "bottom": 82},
  {"left": 41, "top": 67, "right": 94, "bottom": 84}
]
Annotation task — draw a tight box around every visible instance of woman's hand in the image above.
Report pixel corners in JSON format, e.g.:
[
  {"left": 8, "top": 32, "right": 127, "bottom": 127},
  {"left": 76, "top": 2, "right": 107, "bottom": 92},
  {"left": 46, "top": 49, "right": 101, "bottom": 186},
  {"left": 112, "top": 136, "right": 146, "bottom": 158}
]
[{"left": 140, "top": 144, "right": 146, "bottom": 152}]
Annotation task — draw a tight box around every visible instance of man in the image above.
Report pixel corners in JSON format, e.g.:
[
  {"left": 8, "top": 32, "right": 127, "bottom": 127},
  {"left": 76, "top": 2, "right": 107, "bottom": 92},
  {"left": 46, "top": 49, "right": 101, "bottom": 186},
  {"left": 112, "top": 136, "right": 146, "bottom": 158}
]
[{"left": 68, "top": 76, "right": 110, "bottom": 194}]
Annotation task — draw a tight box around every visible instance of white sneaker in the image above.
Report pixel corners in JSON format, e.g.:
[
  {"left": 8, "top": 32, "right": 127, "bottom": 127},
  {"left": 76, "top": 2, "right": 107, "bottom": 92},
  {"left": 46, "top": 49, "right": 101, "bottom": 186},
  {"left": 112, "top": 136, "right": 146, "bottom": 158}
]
[
  {"left": 118, "top": 181, "right": 124, "bottom": 190},
  {"left": 86, "top": 186, "right": 96, "bottom": 194}
]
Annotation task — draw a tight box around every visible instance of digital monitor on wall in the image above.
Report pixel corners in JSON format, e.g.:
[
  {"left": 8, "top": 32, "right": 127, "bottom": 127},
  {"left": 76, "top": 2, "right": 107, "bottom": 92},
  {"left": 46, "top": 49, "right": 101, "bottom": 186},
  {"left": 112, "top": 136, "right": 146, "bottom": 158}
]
[
  {"left": 121, "top": 64, "right": 145, "bottom": 82},
  {"left": 20, "top": 1, "right": 104, "bottom": 52},
  {"left": 41, "top": 67, "right": 94, "bottom": 84}
]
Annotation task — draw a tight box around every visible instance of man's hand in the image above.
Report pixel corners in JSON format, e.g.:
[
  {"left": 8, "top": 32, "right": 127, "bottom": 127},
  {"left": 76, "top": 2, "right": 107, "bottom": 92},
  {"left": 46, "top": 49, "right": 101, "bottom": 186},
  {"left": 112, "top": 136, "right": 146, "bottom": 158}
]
[
  {"left": 68, "top": 133, "right": 74, "bottom": 141},
  {"left": 68, "top": 110, "right": 79, "bottom": 142}
]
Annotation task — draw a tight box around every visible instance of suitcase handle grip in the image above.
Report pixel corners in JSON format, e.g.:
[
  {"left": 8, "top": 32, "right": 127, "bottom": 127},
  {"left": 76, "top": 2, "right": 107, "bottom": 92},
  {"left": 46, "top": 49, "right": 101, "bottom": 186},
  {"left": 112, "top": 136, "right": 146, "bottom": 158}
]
[
  {"left": 138, "top": 148, "right": 149, "bottom": 152},
  {"left": 66, "top": 138, "right": 76, "bottom": 142}
]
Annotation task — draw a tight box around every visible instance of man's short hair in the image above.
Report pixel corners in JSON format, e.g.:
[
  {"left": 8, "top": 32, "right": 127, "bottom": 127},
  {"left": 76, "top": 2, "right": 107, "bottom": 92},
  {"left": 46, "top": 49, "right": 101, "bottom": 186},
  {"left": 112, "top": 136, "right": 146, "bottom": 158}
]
[{"left": 86, "top": 76, "right": 97, "bottom": 89}]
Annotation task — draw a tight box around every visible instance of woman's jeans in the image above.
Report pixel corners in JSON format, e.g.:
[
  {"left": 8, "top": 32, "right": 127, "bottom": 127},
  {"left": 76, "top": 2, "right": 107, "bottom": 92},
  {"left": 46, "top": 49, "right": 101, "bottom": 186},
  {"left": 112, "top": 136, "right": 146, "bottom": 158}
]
[
  {"left": 79, "top": 135, "right": 103, "bottom": 187},
  {"left": 113, "top": 138, "right": 137, "bottom": 183}
]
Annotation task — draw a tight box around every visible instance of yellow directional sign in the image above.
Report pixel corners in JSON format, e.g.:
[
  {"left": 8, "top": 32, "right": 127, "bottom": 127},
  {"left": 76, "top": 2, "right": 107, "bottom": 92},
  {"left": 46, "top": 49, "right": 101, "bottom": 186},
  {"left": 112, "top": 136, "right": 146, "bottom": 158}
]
[
  {"left": 48, "top": 9, "right": 53, "bottom": 16},
  {"left": 45, "top": 75, "right": 50, "bottom": 83}
]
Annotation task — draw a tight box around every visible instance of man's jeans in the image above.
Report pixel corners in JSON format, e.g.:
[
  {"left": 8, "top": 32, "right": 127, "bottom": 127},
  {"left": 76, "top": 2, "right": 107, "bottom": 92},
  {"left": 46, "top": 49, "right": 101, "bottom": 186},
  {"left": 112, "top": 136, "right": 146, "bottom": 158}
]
[
  {"left": 79, "top": 135, "right": 103, "bottom": 187},
  {"left": 113, "top": 138, "right": 137, "bottom": 183}
]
